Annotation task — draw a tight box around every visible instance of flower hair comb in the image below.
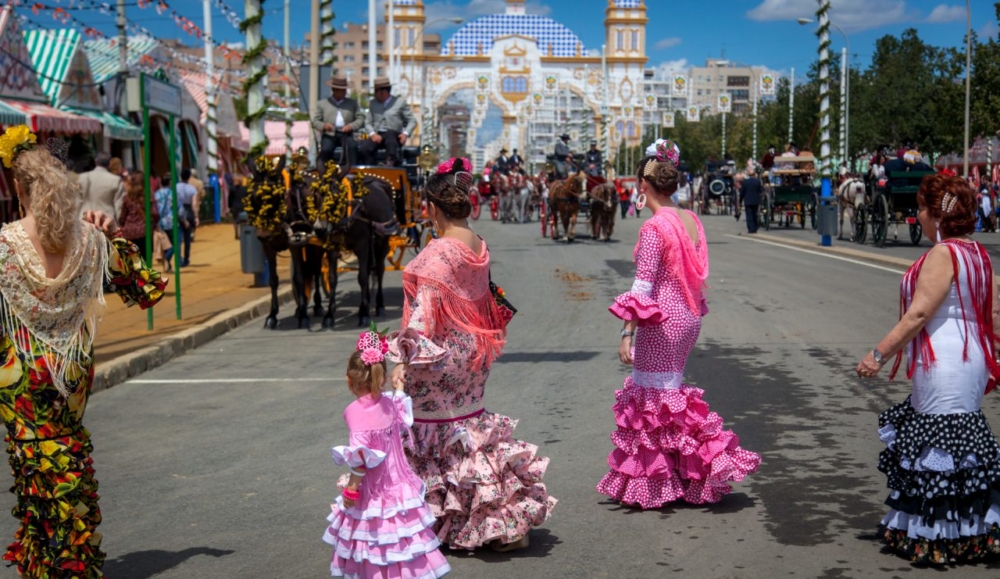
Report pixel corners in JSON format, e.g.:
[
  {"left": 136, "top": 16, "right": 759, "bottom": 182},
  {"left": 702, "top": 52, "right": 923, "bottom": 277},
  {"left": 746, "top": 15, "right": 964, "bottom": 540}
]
[
  {"left": 655, "top": 140, "right": 680, "bottom": 166},
  {"left": 356, "top": 322, "right": 389, "bottom": 366},
  {"left": 436, "top": 157, "right": 471, "bottom": 175}
]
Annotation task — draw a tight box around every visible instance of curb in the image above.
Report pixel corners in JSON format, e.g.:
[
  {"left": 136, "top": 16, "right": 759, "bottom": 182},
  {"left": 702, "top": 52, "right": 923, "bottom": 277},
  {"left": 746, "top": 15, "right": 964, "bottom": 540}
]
[
  {"left": 91, "top": 286, "right": 294, "bottom": 393},
  {"left": 747, "top": 232, "right": 914, "bottom": 269}
]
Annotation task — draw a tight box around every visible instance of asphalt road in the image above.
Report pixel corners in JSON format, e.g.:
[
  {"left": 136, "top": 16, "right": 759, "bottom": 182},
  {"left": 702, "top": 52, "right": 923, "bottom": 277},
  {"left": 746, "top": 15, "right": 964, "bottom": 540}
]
[{"left": 4, "top": 210, "right": 1000, "bottom": 579}]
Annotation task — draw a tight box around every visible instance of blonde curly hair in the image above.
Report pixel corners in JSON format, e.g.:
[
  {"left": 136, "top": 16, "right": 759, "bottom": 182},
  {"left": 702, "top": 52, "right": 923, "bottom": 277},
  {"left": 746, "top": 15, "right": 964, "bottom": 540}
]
[{"left": 12, "top": 147, "right": 81, "bottom": 253}]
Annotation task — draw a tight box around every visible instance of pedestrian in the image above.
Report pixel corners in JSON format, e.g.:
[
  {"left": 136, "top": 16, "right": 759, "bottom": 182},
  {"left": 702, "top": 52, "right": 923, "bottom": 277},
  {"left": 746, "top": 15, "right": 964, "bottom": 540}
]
[
  {"left": 359, "top": 77, "right": 416, "bottom": 166},
  {"left": 675, "top": 174, "right": 693, "bottom": 210},
  {"left": 741, "top": 168, "right": 763, "bottom": 234},
  {"left": 617, "top": 178, "right": 630, "bottom": 218},
  {"left": 597, "top": 141, "right": 760, "bottom": 509},
  {"left": 228, "top": 174, "right": 248, "bottom": 240},
  {"left": 77, "top": 151, "right": 125, "bottom": 219},
  {"left": 386, "top": 157, "right": 556, "bottom": 551},
  {"left": 117, "top": 171, "right": 158, "bottom": 258},
  {"left": 322, "top": 332, "right": 451, "bottom": 578},
  {"left": 176, "top": 168, "right": 198, "bottom": 267},
  {"left": 0, "top": 125, "right": 166, "bottom": 577},
  {"left": 856, "top": 174, "right": 1000, "bottom": 565},
  {"left": 154, "top": 174, "right": 175, "bottom": 273}
]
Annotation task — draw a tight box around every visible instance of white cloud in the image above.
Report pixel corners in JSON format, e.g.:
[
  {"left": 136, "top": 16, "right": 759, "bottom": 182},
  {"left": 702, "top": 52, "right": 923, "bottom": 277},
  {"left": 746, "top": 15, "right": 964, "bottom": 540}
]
[
  {"left": 925, "top": 5, "right": 966, "bottom": 23},
  {"left": 746, "top": 0, "right": 912, "bottom": 33},
  {"left": 657, "top": 59, "right": 689, "bottom": 75},
  {"left": 980, "top": 20, "right": 999, "bottom": 40},
  {"left": 654, "top": 37, "right": 682, "bottom": 50},
  {"left": 423, "top": 0, "right": 551, "bottom": 32}
]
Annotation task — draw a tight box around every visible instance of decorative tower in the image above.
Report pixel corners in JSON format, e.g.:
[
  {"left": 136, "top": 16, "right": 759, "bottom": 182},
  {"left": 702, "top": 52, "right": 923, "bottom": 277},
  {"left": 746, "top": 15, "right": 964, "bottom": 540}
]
[
  {"left": 392, "top": 0, "right": 426, "bottom": 60},
  {"left": 604, "top": 0, "right": 648, "bottom": 66},
  {"left": 506, "top": 0, "right": 526, "bottom": 15}
]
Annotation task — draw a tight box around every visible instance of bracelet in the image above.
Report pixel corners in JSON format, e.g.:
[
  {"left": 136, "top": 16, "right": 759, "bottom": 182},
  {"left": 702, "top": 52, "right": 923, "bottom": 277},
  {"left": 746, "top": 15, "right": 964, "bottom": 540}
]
[
  {"left": 342, "top": 488, "right": 360, "bottom": 501},
  {"left": 348, "top": 467, "right": 366, "bottom": 477}
]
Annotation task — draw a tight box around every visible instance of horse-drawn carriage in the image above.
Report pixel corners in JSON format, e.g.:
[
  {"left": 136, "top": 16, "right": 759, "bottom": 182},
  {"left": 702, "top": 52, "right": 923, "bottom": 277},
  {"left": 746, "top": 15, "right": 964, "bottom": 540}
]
[
  {"left": 762, "top": 156, "right": 818, "bottom": 230},
  {"left": 542, "top": 170, "right": 616, "bottom": 242},
  {"left": 857, "top": 169, "right": 934, "bottom": 247},
  {"left": 700, "top": 160, "right": 739, "bottom": 216}
]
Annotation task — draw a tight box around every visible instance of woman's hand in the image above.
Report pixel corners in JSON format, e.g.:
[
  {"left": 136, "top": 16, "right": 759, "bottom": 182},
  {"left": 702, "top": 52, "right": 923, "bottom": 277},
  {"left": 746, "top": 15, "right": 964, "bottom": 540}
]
[
  {"left": 856, "top": 351, "right": 884, "bottom": 379},
  {"left": 82, "top": 210, "right": 117, "bottom": 236},
  {"left": 391, "top": 363, "right": 407, "bottom": 391},
  {"left": 342, "top": 486, "right": 358, "bottom": 508},
  {"left": 619, "top": 336, "right": 634, "bottom": 365}
]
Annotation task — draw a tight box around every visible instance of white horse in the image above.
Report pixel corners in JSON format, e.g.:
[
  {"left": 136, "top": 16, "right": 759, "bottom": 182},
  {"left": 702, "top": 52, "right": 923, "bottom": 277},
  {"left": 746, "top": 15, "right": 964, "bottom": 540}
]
[
  {"left": 837, "top": 177, "right": 866, "bottom": 241},
  {"left": 515, "top": 178, "right": 533, "bottom": 223}
]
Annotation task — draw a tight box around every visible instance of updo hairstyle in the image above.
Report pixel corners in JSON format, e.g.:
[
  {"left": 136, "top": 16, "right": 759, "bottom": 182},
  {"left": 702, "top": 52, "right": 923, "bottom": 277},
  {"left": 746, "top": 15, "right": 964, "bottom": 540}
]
[
  {"left": 916, "top": 174, "right": 977, "bottom": 238},
  {"left": 346, "top": 350, "right": 385, "bottom": 400},
  {"left": 636, "top": 156, "right": 680, "bottom": 197},
  {"left": 426, "top": 158, "right": 473, "bottom": 220},
  {"left": 12, "top": 147, "right": 81, "bottom": 253}
]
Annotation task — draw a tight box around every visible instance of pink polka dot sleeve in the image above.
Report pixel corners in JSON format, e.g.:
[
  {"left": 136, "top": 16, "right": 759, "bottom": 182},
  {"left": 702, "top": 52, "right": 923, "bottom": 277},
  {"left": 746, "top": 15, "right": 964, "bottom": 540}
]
[{"left": 609, "top": 223, "right": 667, "bottom": 325}]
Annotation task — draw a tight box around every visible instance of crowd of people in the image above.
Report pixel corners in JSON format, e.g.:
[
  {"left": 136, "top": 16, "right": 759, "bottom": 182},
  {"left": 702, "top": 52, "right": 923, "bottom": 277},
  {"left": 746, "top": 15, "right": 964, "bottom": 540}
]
[{"left": 1, "top": 117, "right": 1000, "bottom": 578}]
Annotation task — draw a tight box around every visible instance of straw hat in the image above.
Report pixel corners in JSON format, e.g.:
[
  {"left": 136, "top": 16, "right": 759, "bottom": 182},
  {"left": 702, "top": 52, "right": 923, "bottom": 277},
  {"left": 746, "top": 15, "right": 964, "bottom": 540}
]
[
  {"left": 327, "top": 75, "right": 348, "bottom": 89},
  {"left": 373, "top": 76, "right": 392, "bottom": 90}
]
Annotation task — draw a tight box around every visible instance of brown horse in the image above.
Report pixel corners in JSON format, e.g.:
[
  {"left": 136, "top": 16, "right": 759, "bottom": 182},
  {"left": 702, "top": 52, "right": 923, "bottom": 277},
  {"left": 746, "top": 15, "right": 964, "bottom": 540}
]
[
  {"left": 588, "top": 182, "right": 617, "bottom": 242},
  {"left": 548, "top": 170, "right": 586, "bottom": 242}
]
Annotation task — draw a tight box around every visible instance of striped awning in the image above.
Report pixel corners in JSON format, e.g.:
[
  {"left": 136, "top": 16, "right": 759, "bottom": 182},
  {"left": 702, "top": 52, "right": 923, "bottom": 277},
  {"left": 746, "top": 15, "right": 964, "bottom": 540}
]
[
  {"left": 0, "top": 99, "right": 101, "bottom": 134},
  {"left": 23, "top": 29, "right": 79, "bottom": 104},
  {"left": 83, "top": 36, "right": 160, "bottom": 84},
  {"left": 64, "top": 107, "right": 143, "bottom": 141},
  {"left": 0, "top": 104, "right": 24, "bottom": 128}
]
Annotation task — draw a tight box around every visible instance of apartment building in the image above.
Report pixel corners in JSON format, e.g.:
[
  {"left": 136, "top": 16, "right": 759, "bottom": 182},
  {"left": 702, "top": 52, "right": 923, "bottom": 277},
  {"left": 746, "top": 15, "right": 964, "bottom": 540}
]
[
  {"left": 688, "top": 59, "right": 764, "bottom": 115},
  {"left": 324, "top": 23, "right": 440, "bottom": 95}
]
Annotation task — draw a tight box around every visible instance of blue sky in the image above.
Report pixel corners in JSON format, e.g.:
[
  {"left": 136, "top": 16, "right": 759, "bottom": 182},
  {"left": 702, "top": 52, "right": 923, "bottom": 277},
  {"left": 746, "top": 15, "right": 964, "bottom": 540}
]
[{"left": 16, "top": 0, "right": 995, "bottom": 74}]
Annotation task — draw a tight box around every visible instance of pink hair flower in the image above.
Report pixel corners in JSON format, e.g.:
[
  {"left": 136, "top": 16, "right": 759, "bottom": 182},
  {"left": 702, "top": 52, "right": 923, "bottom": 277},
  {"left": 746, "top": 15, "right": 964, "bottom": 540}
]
[
  {"left": 360, "top": 348, "right": 384, "bottom": 366},
  {"left": 436, "top": 157, "right": 471, "bottom": 175}
]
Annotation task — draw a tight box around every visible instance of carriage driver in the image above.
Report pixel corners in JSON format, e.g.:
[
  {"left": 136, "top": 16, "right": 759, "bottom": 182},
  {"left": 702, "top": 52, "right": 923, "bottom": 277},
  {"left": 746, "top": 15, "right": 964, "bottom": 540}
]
[
  {"left": 359, "top": 76, "right": 416, "bottom": 166},
  {"left": 311, "top": 75, "right": 364, "bottom": 168},
  {"left": 554, "top": 134, "right": 572, "bottom": 179},
  {"left": 585, "top": 142, "right": 603, "bottom": 177}
]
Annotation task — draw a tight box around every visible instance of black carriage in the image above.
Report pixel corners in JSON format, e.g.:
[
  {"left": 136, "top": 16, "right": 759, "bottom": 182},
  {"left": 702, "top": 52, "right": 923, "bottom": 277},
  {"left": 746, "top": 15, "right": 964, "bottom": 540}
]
[
  {"left": 700, "top": 161, "right": 737, "bottom": 216},
  {"left": 864, "top": 168, "right": 934, "bottom": 247}
]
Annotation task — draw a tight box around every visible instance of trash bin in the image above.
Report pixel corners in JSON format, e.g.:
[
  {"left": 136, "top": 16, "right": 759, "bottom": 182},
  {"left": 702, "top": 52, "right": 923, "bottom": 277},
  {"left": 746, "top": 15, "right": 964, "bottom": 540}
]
[
  {"left": 240, "top": 224, "right": 265, "bottom": 274},
  {"left": 817, "top": 197, "right": 838, "bottom": 237}
]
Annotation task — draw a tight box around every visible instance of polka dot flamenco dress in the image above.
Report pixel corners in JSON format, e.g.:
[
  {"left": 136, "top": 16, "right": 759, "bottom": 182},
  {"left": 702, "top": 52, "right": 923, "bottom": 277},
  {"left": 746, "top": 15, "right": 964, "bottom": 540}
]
[
  {"left": 877, "top": 239, "right": 1000, "bottom": 564},
  {"left": 597, "top": 208, "right": 760, "bottom": 508}
]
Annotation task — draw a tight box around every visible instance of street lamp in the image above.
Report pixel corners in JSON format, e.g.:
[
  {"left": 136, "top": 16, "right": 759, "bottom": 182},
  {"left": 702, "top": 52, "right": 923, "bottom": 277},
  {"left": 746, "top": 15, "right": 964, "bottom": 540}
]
[
  {"left": 963, "top": 0, "right": 971, "bottom": 178},
  {"left": 799, "top": 17, "right": 849, "bottom": 170}
]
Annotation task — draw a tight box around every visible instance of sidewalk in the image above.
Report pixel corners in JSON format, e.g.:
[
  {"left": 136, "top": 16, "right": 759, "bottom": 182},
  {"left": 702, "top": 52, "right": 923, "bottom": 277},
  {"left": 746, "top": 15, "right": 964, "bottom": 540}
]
[{"left": 94, "top": 223, "right": 291, "bottom": 364}]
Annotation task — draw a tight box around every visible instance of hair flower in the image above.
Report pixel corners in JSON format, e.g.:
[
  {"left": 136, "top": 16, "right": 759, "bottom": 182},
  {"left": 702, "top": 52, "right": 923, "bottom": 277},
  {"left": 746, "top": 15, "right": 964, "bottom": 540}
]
[
  {"left": 436, "top": 157, "right": 471, "bottom": 175},
  {"left": 655, "top": 140, "right": 680, "bottom": 167},
  {"left": 356, "top": 322, "right": 389, "bottom": 366},
  {"left": 360, "top": 348, "right": 384, "bottom": 366},
  {"left": 0, "top": 125, "right": 38, "bottom": 169}
]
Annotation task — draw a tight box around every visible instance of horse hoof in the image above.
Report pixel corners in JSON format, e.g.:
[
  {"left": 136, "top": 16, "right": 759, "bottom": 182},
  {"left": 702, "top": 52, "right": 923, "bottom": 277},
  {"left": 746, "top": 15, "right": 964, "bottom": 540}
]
[
  {"left": 376, "top": 306, "right": 386, "bottom": 317},
  {"left": 264, "top": 316, "right": 279, "bottom": 330},
  {"left": 298, "top": 317, "right": 311, "bottom": 329},
  {"left": 322, "top": 316, "right": 335, "bottom": 329}
]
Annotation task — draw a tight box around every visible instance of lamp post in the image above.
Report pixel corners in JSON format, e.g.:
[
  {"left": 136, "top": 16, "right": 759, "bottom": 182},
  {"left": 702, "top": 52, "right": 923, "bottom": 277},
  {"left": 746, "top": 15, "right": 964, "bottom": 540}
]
[
  {"left": 963, "top": 0, "right": 971, "bottom": 178},
  {"left": 799, "top": 17, "right": 849, "bottom": 170},
  {"left": 812, "top": 1, "right": 833, "bottom": 247}
]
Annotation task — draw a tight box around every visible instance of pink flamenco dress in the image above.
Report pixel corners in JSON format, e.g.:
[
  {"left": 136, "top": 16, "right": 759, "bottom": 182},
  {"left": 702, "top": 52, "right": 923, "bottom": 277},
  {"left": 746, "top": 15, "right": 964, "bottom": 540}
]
[
  {"left": 387, "top": 237, "right": 556, "bottom": 549},
  {"left": 322, "top": 390, "right": 451, "bottom": 578},
  {"left": 597, "top": 208, "right": 761, "bottom": 508}
]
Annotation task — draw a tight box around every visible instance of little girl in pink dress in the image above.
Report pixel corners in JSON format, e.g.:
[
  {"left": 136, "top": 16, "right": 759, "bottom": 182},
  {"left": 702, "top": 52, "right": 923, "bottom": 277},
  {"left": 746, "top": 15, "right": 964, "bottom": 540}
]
[{"left": 322, "top": 330, "right": 450, "bottom": 578}]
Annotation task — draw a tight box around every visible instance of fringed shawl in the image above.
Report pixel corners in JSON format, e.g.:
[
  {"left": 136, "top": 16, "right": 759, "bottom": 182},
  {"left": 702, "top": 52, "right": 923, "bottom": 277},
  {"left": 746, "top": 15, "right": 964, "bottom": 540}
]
[
  {"left": 645, "top": 209, "right": 709, "bottom": 316},
  {"left": 888, "top": 239, "right": 1000, "bottom": 394},
  {"left": 0, "top": 222, "right": 109, "bottom": 398},
  {"left": 402, "top": 237, "right": 506, "bottom": 368}
]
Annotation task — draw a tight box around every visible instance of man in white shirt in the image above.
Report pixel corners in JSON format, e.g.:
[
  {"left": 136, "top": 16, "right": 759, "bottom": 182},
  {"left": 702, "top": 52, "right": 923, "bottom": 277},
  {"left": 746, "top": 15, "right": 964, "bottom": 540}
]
[
  {"left": 77, "top": 152, "right": 125, "bottom": 220},
  {"left": 311, "top": 75, "right": 364, "bottom": 167},
  {"left": 176, "top": 168, "right": 198, "bottom": 267}
]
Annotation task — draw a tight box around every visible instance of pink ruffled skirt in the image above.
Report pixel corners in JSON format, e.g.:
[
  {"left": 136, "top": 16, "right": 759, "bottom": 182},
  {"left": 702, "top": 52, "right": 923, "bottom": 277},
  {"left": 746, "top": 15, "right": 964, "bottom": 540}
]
[
  {"left": 406, "top": 411, "right": 557, "bottom": 549},
  {"left": 597, "top": 379, "right": 760, "bottom": 509},
  {"left": 322, "top": 482, "right": 451, "bottom": 578}
]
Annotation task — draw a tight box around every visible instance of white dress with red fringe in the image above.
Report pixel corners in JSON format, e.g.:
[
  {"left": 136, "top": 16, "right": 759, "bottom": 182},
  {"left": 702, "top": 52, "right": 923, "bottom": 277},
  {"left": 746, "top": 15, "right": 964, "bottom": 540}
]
[{"left": 597, "top": 208, "right": 760, "bottom": 508}]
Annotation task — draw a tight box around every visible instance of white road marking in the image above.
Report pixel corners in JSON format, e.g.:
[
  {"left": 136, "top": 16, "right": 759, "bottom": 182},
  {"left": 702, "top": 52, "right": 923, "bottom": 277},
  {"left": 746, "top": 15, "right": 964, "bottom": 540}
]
[
  {"left": 127, "top": 377, "right": 347, "bottom": 384},
  {"left": 724, "top": 234, "right": 908, "bottom": 275}
]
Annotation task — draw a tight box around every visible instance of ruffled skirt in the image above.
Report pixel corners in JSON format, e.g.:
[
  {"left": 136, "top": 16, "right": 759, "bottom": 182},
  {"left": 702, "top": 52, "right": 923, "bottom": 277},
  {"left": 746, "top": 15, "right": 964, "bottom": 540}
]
[
  {"left": 597, "top": 380, "right": 760, "bottom": 509},
  {"left": 322, "top": 482, "right": 451, "bottom": 578},
  {"left": 2, "top": 429, "right": 106, "bottom": 578},
  {"left": 406, "top": 411, "right": 557, "bottom": 549},
  {"left": 876, "top": 397, "right": 1000, "bottom": 564}
]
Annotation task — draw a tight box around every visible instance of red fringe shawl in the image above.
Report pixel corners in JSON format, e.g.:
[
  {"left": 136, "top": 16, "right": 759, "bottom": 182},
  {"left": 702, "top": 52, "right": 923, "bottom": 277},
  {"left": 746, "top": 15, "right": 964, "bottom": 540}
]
[
  {"left": 888, "top": 239, "right": 1000, "bottom": 394},
  {"left": 401, "top": 238, "right": 507, "bottom": 369}
]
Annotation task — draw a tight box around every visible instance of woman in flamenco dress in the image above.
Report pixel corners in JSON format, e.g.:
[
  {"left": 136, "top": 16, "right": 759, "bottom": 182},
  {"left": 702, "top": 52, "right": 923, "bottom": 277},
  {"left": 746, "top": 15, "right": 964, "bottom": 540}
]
[
  {"left": 387, "top": 158, "right": 556, "bottom": 551},
  {"left": 597, "top": 141, "right": 760, "bottom": 509},
  {"left": 0, "top": 126, "right": 166, "bottom": 577},
  {"left": 857, "top": 174, "right": 1000, "bottom": 564}
]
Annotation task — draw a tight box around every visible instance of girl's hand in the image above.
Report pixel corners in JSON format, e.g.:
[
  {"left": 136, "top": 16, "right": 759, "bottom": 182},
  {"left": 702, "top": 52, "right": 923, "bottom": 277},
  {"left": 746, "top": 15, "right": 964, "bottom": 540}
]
[
  {"left": 619, "top": 336, "right": 633, "bottom": 365},
  {"left": 342, "top": 491, "right": 357, "bottom": 509},
  {"left": 391, "top": 363, "right": 407, "bottom": 391},
  {"left": 82, "top": 210, "right": 117, "bottom": 236},
  {"left": 856, "top": 351, "right": 883, "bottom": 378}
]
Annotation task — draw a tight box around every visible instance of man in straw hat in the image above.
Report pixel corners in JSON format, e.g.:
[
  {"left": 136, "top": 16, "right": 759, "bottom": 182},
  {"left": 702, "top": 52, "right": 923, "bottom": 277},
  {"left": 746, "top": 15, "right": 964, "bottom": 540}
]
[
  {"left": 359, "top": 76, "right": 416, "bottom": 166},
  {"left": 553, "top": 133, "right": 572, "bottom": 179},
  {"left": 311, "top": 75, "right": 364, "bottom": 168}
]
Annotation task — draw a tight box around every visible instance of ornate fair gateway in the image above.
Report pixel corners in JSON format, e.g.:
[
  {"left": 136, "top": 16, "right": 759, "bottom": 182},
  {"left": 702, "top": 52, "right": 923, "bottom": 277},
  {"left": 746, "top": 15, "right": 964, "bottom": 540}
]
[{"left": 390, "top": 0, "right": 648, "bottom": 171}]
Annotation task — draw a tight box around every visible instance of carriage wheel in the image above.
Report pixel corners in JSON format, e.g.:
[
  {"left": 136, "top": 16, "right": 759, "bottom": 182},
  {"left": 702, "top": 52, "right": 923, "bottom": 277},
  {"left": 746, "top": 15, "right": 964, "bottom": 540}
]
[
  {"left": 809, "top": 197, "right": 817, "bottom": 230},
  {"left": 872, "top": 195, "right": 889, "bottom": 248},
  {"left": 799, "top": 204, "right": 806, "bottom": 229},
  {"left": 909, "top": 223, "right": 922, "bottom": 246},
  {"left": 490, "top": 196, "right": 499, "bottom": 221},
  {"left": 854, "top": 205, "right": 868, "bottom": 244},
  {"left": 470, "top": 192, "right": 482, "bottom": 221}
]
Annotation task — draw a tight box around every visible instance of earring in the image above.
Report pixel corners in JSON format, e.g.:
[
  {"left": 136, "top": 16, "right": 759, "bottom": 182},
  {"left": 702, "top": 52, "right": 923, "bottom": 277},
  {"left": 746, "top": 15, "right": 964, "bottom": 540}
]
[
  {"left": 635, "top": 194, "right": 647, "bottom": 211},
  {"left": 934, "top": 222, "right": 941, "bottom": 244},
  {"left": 17, "top": 198, "right": 25, "bottom": 219}
]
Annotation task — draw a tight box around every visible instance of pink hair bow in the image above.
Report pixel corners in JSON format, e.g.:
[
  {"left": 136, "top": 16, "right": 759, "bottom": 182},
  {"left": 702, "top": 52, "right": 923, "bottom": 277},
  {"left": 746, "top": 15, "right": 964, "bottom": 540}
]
[{"left": 436, "top": 157, "right": 471, "bottom": 175}]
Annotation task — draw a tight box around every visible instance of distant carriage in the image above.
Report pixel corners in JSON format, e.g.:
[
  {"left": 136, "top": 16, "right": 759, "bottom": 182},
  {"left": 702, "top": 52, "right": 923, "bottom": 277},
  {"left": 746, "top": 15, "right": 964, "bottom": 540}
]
[
  {"left": 858, "top": 169, "right": 935, "bottom": 247},
  {"left": 762, "top": 156, "right": 818, "bottom": 230}
]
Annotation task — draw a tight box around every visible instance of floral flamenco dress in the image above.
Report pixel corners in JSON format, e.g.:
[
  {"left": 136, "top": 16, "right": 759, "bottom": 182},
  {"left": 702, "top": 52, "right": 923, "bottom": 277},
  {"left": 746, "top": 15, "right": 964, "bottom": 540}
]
[
  {"left": 597, "top": 208, "right": 760, "bottom": 508},
  {"left": 322, "top": 391, "right": 450, "bottom": 578},
  {"left": 877, "top": 239, "right": 1000, "bottom": 564},
  {"left": 387, "top": 237, "right": 556, "bottom": 549},
  {"left": 0, "top": 222, "right": 166, "bottom": 578}
]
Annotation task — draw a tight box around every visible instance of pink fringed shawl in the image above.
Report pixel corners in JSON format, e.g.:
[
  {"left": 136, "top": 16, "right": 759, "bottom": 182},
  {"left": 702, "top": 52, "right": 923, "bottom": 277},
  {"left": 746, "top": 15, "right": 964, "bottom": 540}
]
[
  {"left": 644, "top": 209, "right": 709, "bottom": 316},
  {"left": 888, "top": 239, "right": 1000, "bottom": 394},
  {"left": 402, "top": 237, "right": 507, "bottom": 368}
]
